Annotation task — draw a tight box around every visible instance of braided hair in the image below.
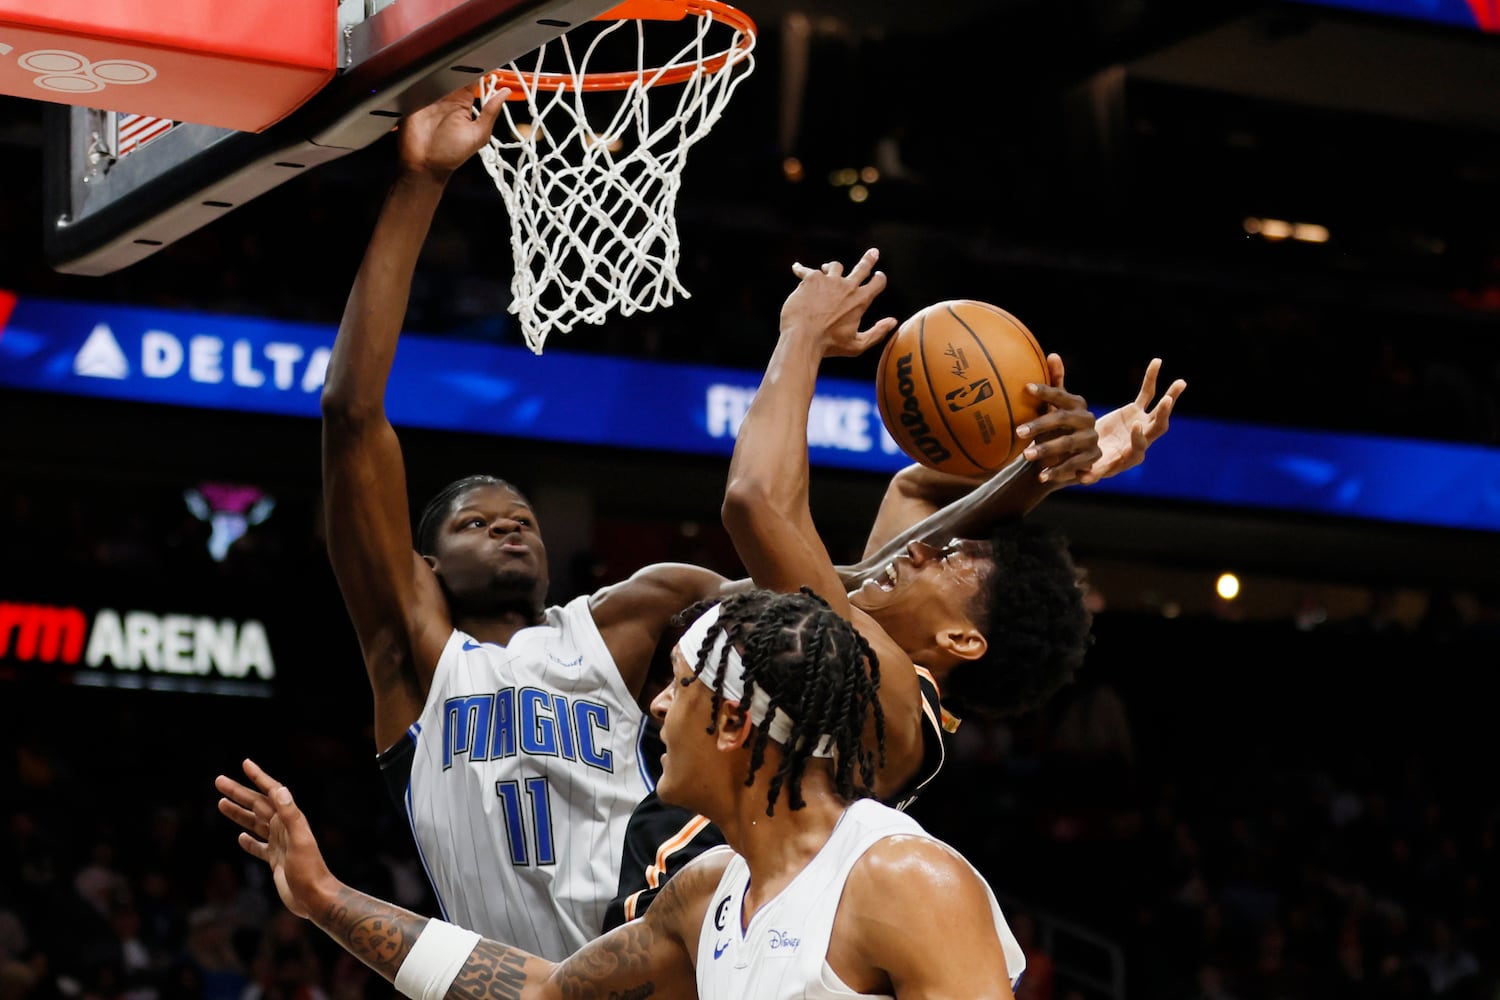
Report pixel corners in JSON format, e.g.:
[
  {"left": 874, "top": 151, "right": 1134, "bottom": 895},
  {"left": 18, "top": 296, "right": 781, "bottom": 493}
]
[
  {"left": 677, "top": 588, "right": 885, "bottom": 816},
  {"left": 415, "top": 475, "right": 530, "bottom": 555}
]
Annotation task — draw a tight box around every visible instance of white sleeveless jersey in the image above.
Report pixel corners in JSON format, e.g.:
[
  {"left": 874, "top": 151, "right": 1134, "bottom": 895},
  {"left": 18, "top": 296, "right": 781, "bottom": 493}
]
[
  {"left": 391, "top": 596, "right": 652, "bottom": 960},
  {"left": 695, "top": 799, "right": 1026, "bottom": 999}
]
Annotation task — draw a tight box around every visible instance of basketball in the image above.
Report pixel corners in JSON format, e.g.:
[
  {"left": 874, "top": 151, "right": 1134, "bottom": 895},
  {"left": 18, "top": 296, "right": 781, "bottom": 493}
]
[{"left": 875, "top": 300, "right": 1050, "bottom": 476}]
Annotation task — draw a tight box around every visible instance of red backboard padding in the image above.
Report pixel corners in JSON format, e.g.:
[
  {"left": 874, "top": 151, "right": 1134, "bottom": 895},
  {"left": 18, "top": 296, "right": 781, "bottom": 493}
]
[{"left": 0, "top": 0, "right": 337, "bottom": 132}]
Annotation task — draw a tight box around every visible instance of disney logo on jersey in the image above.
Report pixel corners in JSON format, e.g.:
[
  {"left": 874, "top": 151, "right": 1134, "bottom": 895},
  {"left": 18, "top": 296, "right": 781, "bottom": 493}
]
[
  {"left": 767, "top": 929, "right": 801, "bottom": 953},
  {"left": 714, "top": 895, "right": 732, "bottom": 931},
  {"left": 442, "top": 687, "right": 616, "bottom": 771}
]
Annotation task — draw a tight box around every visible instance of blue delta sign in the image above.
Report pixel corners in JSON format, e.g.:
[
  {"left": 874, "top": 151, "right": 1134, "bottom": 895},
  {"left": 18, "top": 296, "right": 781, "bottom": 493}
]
[{"left": 2, "top": 290, "right": 1499, "bottom": 533}]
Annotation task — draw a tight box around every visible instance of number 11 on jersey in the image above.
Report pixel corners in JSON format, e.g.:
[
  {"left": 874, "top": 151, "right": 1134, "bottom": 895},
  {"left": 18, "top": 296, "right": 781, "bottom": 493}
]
[{"left": 496, "top": 777, "right": 555, "bottom": 865}]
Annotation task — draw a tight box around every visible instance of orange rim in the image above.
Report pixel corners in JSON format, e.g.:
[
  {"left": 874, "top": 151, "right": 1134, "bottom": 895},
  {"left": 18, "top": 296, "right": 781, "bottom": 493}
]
[{"left": 477, "top": 0, "right": 754, "bottom": 97}]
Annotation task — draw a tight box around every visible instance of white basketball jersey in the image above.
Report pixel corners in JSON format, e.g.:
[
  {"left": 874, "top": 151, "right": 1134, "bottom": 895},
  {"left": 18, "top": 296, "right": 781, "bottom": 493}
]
[
  {"left": 695, "top": 799, "right": 1026, "bottom": 999},
  {"left": 397, "top": 596, "right": 652, "bottom": 960}
]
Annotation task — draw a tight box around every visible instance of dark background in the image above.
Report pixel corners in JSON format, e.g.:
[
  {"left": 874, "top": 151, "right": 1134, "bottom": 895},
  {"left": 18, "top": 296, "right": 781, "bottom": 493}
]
[{"left": 2, "top": 2, "right": 1498, "bottom": 999}]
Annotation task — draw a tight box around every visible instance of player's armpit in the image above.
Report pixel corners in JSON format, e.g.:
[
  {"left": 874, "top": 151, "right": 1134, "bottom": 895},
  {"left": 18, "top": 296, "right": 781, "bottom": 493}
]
[{"left": 829, "top": 836, "right": 1018, "bottom": 1000}]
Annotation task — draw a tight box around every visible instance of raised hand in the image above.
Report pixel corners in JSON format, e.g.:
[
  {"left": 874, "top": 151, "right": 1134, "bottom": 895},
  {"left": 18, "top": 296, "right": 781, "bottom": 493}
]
[
  {"left": 1086, "top": 358, "right": 1186, "bottom": 484},
  {"left": 1014, "top": 353, "right": 1102, "bottom": 486},
  {"left": 784, "top": 249, "right": 899, "bottom": 358},
  {"left": 216, "top": 759, "right": 335, "bottom": 921},
  {"left": 395, "top": 82, "right": 509, "bottom": 180}
]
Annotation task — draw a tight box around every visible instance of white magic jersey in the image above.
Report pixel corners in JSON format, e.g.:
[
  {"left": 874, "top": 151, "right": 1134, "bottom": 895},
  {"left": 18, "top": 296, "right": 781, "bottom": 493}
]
[
  {"left": 695, "top": 798, "right": 1026, "bottom": 999},
  {"left": 389, "top": 595, "right": 651, "bottom": 960}
]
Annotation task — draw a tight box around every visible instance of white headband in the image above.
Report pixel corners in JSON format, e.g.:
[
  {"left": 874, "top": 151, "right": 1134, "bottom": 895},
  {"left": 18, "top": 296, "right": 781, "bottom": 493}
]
[{"left": 676, "top": 603, "right": 835, "bottom": 759}]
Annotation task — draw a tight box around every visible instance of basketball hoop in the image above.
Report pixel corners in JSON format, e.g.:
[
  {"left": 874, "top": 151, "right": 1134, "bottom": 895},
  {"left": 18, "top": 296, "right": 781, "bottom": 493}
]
[{"left": 474, "top": 0, "right": 756, "bottom": 354}]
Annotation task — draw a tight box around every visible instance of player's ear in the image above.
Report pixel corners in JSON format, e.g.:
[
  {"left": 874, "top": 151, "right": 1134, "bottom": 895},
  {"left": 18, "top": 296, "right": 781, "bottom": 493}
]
[
  {"left": 716, "top": 702, "right": 752, "bottom": 751},
  {"left": 938, "top": 625, "right": 986, "bottom": 663},
  {"left": 422, "top": 554, "right": 439, "bottom": 571}
]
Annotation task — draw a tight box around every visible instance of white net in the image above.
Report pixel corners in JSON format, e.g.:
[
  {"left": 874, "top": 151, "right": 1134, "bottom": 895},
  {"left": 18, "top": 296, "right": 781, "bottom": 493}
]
[{"left": 476, "top": 7, "right": 756, "bottom": 354}]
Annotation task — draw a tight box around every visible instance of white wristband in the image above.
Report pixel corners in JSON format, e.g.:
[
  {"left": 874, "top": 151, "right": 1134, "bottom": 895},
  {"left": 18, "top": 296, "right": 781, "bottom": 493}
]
[{"left": 394, "top": 919, "right": 481, "bottom": 1000}]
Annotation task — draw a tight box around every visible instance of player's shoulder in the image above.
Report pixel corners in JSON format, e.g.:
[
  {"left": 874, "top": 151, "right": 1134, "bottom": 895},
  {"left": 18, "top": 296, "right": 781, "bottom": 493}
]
[
  {"left": 667, "top": 843, "right": 736, "bottom": 896},
  {"left": 849, "top": 830, "right": 974, "bottom": 896},
  {"left": 641, "top": 845, "right": 736, "bottom": 932}
]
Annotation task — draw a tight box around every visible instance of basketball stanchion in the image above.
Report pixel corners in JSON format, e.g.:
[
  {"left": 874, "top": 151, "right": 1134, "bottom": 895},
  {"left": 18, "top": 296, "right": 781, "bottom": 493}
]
[{"left": 472, "top": 0, "right": 757, "bottom": 354}]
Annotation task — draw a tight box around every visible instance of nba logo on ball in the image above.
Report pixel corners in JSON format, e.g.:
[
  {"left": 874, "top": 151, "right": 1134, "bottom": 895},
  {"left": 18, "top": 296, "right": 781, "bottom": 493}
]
[{"left": 876, "top": 300, "right": 1050, "bottom": 476}]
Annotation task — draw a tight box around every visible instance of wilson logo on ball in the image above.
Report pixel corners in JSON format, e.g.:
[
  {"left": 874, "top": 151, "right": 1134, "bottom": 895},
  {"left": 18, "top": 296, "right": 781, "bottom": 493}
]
[{"left": 893, "top": 352, "right": 953, "bottom": 466}]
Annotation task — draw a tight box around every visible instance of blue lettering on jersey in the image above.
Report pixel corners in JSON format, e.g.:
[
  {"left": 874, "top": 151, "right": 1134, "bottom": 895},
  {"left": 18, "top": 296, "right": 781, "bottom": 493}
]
[
  {"left": 574, "top": 701, "right": 613, "bottom": 771},
  {"left": 491, "top": 687, "right": 517, "bottom": 759},
  {"left": 767, "top": 929, "right": 801, "bottom": 952},
  {"left": 442, "top": 695, "right": 494, "bottom": 768},
  {"left": 552, "top": 694, "right": 577, "bottom": 760},
  {"left": 443, "top": 688, "right": 613, "bottom": 771},
  {"left": 519, "top": 687, "right": 558, "bottom": 756}
]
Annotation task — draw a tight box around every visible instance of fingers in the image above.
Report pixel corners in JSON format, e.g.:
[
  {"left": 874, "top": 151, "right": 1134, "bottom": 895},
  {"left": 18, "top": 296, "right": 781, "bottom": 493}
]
[
  {"left": 846, "top": 248, "right": 880, "bottom": 282},
  {"left": 237, "top": 830, "right": 270, "bottom": 863},
  {"left": 1046, "top": 353, "right": 1065, "bottom": 390},
  {"left": 1020, "top": 409, "right": 1101, "bottom": 472},
  {"left": 1017, "top": 383, "right": 1092, "bottom": 442},
  {"left": 1143, "top": 391, "right": 1176, "bottom": 443},
  {"left": 791, "top": 249, "right": 882, "bottom": 285},
  {"left": 474, "top": 85, "right": 509, "bottom": 131},
  {"left": 1024, "top": 381, "right": 1088, "bottom": 412},
  {"left": 241, "top": 757, "right": 281, "bottom": 794},
  {"left": 216, "top": 773, "right": 269, "bottom": 816},
  {"left": 1036, "top": 444, "right": 1103, "bottom": 484},
  {"left": 858, "top": 316, "right": 900, "bottom": 345},
  {"left": 216, "top": 790, "right": 268, "bottom": 838},
  {"left": 1136, "top": 358, "right": 1162, "bottom": 407},
  {"left": 1159, "top": 378, "right": 1187, "bottom": 408},
  {"left": 1027, "top": 432, "right": 1103, "bottom": 482}
]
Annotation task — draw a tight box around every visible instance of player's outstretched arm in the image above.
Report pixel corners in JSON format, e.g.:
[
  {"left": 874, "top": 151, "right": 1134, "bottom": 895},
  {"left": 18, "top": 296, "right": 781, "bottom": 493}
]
[
  {"left": 215, "top": 758, "right": 703, "bottom": 1000},
  {"left": 837, "top": 836, "right": 1019, "bottom": 999},
  {"left": 852, "top": 352, "right": 1099, "bottom": 568},
  {"left": 722, "top": 251, "right": 924, "bottom": 795},
  {"left": 319, "top": 85, "right": 506, "bottom": 748},
  {"left": 723, "top": 250, "right": 896, "bottom": 622}
]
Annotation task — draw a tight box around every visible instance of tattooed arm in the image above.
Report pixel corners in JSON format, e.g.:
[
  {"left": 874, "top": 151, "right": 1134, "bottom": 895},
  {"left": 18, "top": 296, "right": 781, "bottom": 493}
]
[{"left": 216, "top": 758, "right": 711, "bottom": 1000}]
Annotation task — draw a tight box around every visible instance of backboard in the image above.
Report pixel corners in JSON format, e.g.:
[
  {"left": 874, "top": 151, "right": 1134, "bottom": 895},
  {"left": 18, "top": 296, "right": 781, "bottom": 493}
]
[{"left": 40, "top": 0, "right": 620, "bottom": 276}]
